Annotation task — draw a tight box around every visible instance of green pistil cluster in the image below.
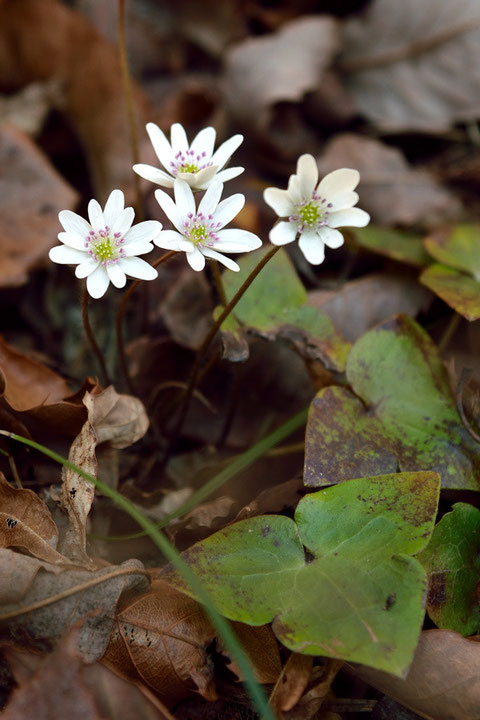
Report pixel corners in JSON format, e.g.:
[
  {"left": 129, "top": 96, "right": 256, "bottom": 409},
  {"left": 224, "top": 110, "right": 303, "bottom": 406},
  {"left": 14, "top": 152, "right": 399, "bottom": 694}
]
[
  {"left": 289, "top": 192, "right": 332, "bottom": 234},
  {"left": 85, "top": 227, "right": 125, "bottom": 265}
]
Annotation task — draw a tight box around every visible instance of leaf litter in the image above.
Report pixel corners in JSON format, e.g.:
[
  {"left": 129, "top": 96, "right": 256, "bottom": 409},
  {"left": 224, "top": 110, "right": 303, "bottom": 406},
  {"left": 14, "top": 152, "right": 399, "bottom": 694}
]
[{"left": 3, "top": 0, "right": 480, "bottom": 717}]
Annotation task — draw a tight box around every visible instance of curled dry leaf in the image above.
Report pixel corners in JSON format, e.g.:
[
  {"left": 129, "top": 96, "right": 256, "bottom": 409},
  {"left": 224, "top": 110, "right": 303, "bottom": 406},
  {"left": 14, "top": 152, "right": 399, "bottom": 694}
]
[
  {"left": 340, "top": 0, "right": 480, "bottom": 132},
  {"left": 218, "top": 622, "right": 281, "bottom": 685},
  {"left": 84, "top": 386, "right": 149, "bottom": 450},
  {"left": 284, "top": 659, "right": 343, "bottom": 720},
  {"left": 0, "top": 0, "right": 152, "bottom": 202},
  {"left": 269, "top": 652, "right": 313, "bottom": 716},
  {"left": 316, "top": 134, "right": 462, "bottom": 227},
  {"left": 0, "top": 124, "right": 78, "bottom": 288},
  {"left": 102, "top": 579, "right": 217, "bottom": 706},
  {"left": 1, "top": 624, "right": 103, "bottom": 720},
  {"left": 0, "top": 473, "right": 67, "bottom": 566},
  {"left": 224, "top": 16, "right": 340, "bottom": 133},
  {"left": 352, "top": 629, "right": 480, "bottom": 720},
  {"left": 0, "top": 549, "right": 148, "bottom": 663}
]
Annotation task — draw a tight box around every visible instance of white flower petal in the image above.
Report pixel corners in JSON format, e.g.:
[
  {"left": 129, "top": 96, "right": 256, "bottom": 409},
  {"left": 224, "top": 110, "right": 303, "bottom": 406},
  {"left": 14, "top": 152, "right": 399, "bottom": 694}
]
[
  {"left": 154, "top": 229, "right": 193, "bottom": 252},
  {"left": 146, "top": 123, "right": 174, "bottom": 170},
  {"left": 88, "top": 199, "right": 105, "bottom": 231},
  {"left": 49, "top": 245, "right": 87, "bottom": 265},
  {"left": 287, "top": 174, "right": 302, "bottom": 204},
  {"left": 297, "top": 154, "right": 318, "bottom": 198},
  {"left": 174, "top": 179, "right": 195, "bottom": 217},
  {"left": 124, "top": 220, "right": 162, "bottom": 245},
  {"left": 58, "top": 231, "right": 87, "bottom": 250},
  {"left": 210, "top": 134, "right": 243, "bottom": 170},
  {"left": 118, "top": 257, "right": 158, "bottom": 281},
  {"left": 214, "top": 229, "right": 262, "bottom": 252},
  {"left": 201, "top": 247, "right": 240, "bottom": 272},
  {"left": 186, "top": 247, "right": 206, "bottom": 271},
  {"left": 107, "top": 263, "right": 127, "bottom": 288},
  {"left": 215, "top": 167, "right": 244, "bottom": 183},
  {"left": 75, "top": 258, "right": 99, "bottom": 278},
  {"left": 317, "top": 168, "right": 360, "bottom": 199},
  {"left": 328, "top": 191, "right": 359, "bottom": 212},
  {"left": 298, "top": 231, "right": 325, "bottom": 265},
  {"left": 263, "top": 187, "right": 294, "bottom": 217},
  {"left": 328, "top": 207, "right": 370, "bottom": 228},
  {"left": 103, "top": 189, "right": 125, "bottom": 227},
  {"left": 170, "top": 123, "right": 188, "bottom": 153},
  {"left": 190, "top": 126, "right": 216, "bottom": 160},
  {"left": 155, "top": 189, "right": 185, "bottom": 233},
  {"left": 198, "top": 181, "right": 223, "bottom": 217},
  {"left": 317, "top": 226, "right": 344, "bottom": 249},
  {"left": 86, "top": 265, "right": 110, "bottom": 299},
  {"left": 269, "top": 221, "right": 297, "bottom": 246},
  {"left": 122, "top": 242, "right": 154, "bottom": 257},
  {"left": 133, "top": 164, "right": 175, "bottom": 188},
  {"left": 59, "top": 210, "right": 91, "bottom": 237},
  {"left": 111, "top": 207, "right": 135, "bottom": 236},
  {"left": 182, "top": 165, "right": 219, "bottom": 189},
  {"left": 212, "top": 193, "right": 244, "bottom": 229}
]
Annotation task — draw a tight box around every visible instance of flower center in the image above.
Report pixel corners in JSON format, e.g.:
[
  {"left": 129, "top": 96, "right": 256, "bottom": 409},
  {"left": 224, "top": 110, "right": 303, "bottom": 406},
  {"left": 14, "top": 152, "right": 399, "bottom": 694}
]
[
  {"left": 170, "top": 149, "right": 213, "bottom": 176},
  {"left": 183, "top": 212, "right": 222, "bottom": 247},
  {"left": 85, "top": 227, "right": 125, "bottom": 265},
  {"left": 290, "top": 193, "right": 332, "bottom": 233}
]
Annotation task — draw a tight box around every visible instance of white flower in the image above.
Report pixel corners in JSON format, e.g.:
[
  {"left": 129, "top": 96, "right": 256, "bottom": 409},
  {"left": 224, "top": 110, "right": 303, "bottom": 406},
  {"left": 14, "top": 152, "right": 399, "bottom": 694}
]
[
  {"left": 264, "top": 154, "right": 370, "bottom": 265},
  {"left": 49, "top": 189, "right": 161, "bottom": 299},
  {"left": 133, "top": 122, "right": 244, "bottom": 191},
  {"left": 154, "top": 179, "right": 261, "bottom": 272}
]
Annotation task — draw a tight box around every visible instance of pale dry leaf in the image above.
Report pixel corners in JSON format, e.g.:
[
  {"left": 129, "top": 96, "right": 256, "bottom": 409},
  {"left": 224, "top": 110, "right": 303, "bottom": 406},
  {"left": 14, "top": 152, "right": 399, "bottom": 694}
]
[
  {"left": 340, "top": 0, "right": 480, "bottom": 131},
  {"left": 102, "top": 579, "right": 217, "bottom": 706},
  {"left": 0, "top": 80, "right": 62, "bottom": 135},
  {"left": 0, "top": 473, "right": 68, "bottom": 565},
  {"left": 224, "top": 16, "right": 340, "bottom": 131},
  {"left": 83, "top": 387, "right": 149, "bottom": 450},
  {"left": 308, "top": 274, "right": 432, "bottom": 343},
  {"left": 352, "top": 629, "right": 480, "bottom": 720},
  {"left": 0, "top": 124, "right": 78, "bottom": 288},
  {"left": 316, "top": 134, "right": 462, "bottom": 227},
  {"left": 0, "top": 552, "right": 148, "bottom": 663}
]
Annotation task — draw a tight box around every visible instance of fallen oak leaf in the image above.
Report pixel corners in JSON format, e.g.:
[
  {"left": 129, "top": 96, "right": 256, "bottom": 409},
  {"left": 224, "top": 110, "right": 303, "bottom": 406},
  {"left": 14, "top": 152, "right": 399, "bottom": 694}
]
[
  {"left": 102, "top": 579, "right": 217, "bottom": 706},
  {"left": 0, "top": 473, "right": 67, "bottom": 565}
]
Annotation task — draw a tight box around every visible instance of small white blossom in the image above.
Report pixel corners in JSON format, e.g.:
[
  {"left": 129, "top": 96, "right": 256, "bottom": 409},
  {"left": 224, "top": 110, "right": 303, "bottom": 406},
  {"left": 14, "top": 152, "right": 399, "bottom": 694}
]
[
  {"left": 49, "top": 189, "right": 161, "bottom": 299},
  {"left": 133, "top": 122, "right": 244, "bottom": 191},
  {"left": 264, "top": 154, "right": 370, "bottom": 265},
  {"left": 154, "top": 179, "right": 261, "bottom": 272}
]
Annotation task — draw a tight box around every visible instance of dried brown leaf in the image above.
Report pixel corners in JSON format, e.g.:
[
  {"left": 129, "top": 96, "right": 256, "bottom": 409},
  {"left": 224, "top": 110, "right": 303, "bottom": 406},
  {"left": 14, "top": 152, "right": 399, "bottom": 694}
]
[
  {"left": 219, "top": 623, "right": 281, "bottom": 685},
  {"left": 316, "top": 134, "right": 462, "bottom": 227},
  {"left": 224, "top": 16, "right": 340, "bottom": 133},
  {"left": 1, "top": 624, "right": 103, "bottom": 720},
  {"left": 269, "top": 653, "right": 313, "bottom": 716},
  {"left": 340, "top": 0, "right": 480, "bottom": 131},
  {"left": 0, "top": 124, "right": 78, "bottom": 288},
  {"left": 0, "top": 474, "right": 67, "bottom": 565},
  {"left": 352, "top": 629, "right": 480, "bottom": 720},
  {"left": 102, "top": 579, "right": 217, "bottom": 706},
  {"left": 84, "top": 386, "right": 149, "bottom": 450},
  {"left": 0, "top": 0, "right": 152, "bottom": 202},
  {"left": 0, "top": 549, "right": 148, "bottom": 662}
]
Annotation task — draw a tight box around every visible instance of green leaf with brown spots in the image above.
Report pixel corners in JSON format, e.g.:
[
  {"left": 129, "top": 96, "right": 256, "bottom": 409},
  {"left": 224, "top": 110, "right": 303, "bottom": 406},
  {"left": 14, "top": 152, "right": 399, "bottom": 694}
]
[
  {"left": 424, "top": 225, "right": 480, "bottom": 279},
  {"left": 221, "top": 247, "right": 350, "bottom": 371},
  {"left": 420, "top": 263, "right": 480, "bottom": 321},
  {"left": 352, "top": 226, "right": 430, "bottom": 267},
  {"left": 163, "top": 472, "right": 440, "bottom": 676},
  {"left": 304, "top": 314, "right": 480, "bottom": 490},
  {"left": 418, "top": 503, "right": 480, "bottom": 636}
]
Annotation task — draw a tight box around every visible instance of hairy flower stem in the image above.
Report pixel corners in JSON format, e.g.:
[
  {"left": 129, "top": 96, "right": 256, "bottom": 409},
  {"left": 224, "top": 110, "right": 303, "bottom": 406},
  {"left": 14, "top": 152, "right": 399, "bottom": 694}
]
[
  {"left": 116, "top": 250, "right": 176, "bottom": 393},
  {"left": 211, "top": 259, "right": 228, "bottom": 306},
  {"left": 117, "top": 0, "right": 143, "bottom": 221},
  {"left": 165, "top": 245, "right": 280, "bottom": 458},
  {"left": 82, "top": 286, "right": 111, "bottom": 386}
]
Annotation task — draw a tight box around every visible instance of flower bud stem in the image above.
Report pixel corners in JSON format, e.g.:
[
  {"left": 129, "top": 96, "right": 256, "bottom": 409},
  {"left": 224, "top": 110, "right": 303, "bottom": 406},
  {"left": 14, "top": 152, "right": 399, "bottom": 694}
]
[{"left": 82, "top": 286, "right": 111, "bottom": 386}]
